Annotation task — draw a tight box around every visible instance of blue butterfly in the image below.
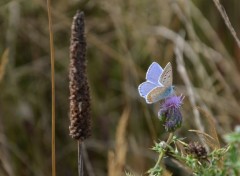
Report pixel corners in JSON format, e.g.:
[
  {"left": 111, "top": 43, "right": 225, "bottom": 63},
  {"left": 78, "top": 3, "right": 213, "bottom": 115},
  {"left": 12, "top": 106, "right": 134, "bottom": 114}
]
[{"left": 138, "top": 62, "right": 174, "bottom": 104}]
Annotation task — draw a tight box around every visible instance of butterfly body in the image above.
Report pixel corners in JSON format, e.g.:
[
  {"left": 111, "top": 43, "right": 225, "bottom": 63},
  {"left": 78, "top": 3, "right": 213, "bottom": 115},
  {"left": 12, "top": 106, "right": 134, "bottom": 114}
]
[{"left": 138, "top": 62, "right": 174, "bottom": 104}]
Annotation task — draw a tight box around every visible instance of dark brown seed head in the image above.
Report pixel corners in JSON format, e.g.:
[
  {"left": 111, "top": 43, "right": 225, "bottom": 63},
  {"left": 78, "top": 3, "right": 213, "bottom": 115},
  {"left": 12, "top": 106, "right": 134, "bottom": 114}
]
[
  {"left": 69, "top": 11, "right": 91, "bottom": 141},
  {"left": 186, "top": 141, "right": 208, "bottom": 160}
]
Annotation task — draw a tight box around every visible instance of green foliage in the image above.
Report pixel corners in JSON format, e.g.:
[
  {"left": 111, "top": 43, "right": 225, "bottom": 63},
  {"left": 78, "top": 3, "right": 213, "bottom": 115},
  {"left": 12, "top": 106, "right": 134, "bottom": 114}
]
[
  {"left": 125, "top": 171, "right": 136, "bottom": 176},
  {"left": 146, "top": 132, "right": 240, "bottom": 176},
  {"left": 147, "top": 166, "right": 162, "bottom": 176},
  {"left": 224, "top": 127, "right": 240, "bottom": 143}
]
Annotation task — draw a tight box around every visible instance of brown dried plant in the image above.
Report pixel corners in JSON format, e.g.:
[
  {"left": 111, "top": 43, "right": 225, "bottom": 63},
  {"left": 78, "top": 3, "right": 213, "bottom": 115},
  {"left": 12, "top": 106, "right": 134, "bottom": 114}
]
[
  {"left": 69, "top": 11, "right": 91, "bottom": 141},
  {"left": 0, "top": 49, "right": 9, "bottom": 83},
  {"left": 108, "top": 107, "right": 130, "bottom": 176}
]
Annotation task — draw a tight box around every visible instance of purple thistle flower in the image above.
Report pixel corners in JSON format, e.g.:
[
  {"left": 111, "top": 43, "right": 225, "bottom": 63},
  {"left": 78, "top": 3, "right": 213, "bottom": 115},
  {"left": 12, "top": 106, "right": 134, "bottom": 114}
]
[{"left": 158, "top": 95, "right": 184, "bottom": 132}]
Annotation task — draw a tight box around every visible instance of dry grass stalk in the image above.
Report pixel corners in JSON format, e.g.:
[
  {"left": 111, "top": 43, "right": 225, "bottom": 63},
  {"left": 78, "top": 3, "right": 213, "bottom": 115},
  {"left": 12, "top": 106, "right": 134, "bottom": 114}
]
[
  {"left": 196, "top": 107, "right": 220, "bottom": 150},
  {"left": 69, "top": 11, "right": 91, "bottom": 141},
  {"left": 0, "top": 116, "right": 14, "bottom": 176},
  {"left": 212, "top": 0, "right": 240, "bottom": 48},
  {"left": 188, "top": 129, "right": 217, "bottom": 150},
  {"left": 174, "top": 36, "right": 204, "bottom": 133},
  {"left": 108, "top": 107, "right": 130, "bottom": 176},
  {"left": 0, "top": 49, "right": 9, "bottom": 83},
  {"left": 46, "top": 0, "right": 56, "bottom": 175}
]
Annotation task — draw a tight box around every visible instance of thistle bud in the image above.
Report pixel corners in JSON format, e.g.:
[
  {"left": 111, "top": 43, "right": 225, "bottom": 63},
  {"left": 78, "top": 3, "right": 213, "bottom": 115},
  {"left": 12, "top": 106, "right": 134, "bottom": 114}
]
[{"left": 186, "top": 141, "right": 208, "bottom": 160}]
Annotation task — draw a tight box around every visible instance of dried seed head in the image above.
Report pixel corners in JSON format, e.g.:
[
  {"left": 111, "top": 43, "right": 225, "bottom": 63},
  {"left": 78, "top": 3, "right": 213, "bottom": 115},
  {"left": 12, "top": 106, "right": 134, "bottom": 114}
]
[
  {"left": 69, "top": 11, "right": 91, "bottom": 140},
  {"left": 186, "top": 142, "right": 208, "bottom": 160}
]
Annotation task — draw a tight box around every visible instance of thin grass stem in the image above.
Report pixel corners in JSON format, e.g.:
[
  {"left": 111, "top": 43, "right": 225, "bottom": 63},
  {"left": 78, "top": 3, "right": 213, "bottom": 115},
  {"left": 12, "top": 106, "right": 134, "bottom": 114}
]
[
  {"left": 78, "top": 141, "right": 84, "bottom": 176},
  {"left": 47, "top": 0, "right": 56, "bottom": 176}
]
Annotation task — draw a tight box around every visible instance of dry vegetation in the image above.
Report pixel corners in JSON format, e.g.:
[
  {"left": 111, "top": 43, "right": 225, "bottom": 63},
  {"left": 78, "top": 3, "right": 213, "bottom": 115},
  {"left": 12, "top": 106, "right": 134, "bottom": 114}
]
[{"left": 0, "top": 0, "right": 240, "bottom": 175}]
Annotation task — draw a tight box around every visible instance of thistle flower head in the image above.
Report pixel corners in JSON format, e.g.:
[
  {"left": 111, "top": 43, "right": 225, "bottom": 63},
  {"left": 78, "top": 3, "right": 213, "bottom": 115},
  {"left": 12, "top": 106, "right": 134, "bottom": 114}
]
[
  {"left": 158, "top": 95, "right": 184, "bottom": 132},
  {"left": 160, "top": 95, "right": 184, "bottom": 109}
]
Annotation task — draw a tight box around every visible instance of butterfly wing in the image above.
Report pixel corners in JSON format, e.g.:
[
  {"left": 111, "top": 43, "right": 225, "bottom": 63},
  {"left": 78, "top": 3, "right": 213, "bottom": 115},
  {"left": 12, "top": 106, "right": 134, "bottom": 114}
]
[
  {"left": 138, "top": 81, "right": 158, "bottom": 98},
  {"left": 159, "top": 62, "right": 172, "bottom": 87},
  {"left": 146, "top": 62, "right": 163, "bottom": 85},
  {"left": 139, "top": 62, "right": 173, "bottom": 104},
  {"left": 146, "top": 86, "right": 168, "bottom": 104}
]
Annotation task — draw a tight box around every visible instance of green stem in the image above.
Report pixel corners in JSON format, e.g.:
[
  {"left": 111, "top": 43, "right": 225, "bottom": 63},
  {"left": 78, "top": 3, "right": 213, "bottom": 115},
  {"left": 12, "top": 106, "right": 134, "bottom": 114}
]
[{"left": 152, "top": 133, "right": 174, "bottom": 172}]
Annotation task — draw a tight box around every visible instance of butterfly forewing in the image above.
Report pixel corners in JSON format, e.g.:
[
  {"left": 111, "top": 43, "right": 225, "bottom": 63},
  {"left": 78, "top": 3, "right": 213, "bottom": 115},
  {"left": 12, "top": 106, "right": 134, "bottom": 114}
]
[
  {"left": 159, "top": 62, "right": 172, "bottom": 87},
  {"left": 146, "top": 62, "right": 163, "bottom": 85}
]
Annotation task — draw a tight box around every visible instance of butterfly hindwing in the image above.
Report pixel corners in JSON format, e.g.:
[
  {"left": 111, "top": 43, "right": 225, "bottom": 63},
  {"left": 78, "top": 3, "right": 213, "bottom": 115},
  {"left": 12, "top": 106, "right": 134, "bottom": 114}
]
[
  {"left": 146, "top": 62, "right": 163, "bottom": 85},
  {"left": 146, "top": 86, "right": 174, "bottom": 104},
  {"left": 159, "top": 62, "right": 172, "bottom": 87},
  {"left": 146, "top": 86, "right": 167, "bottom": 104},
  {"left": 138, "top": 82, "right": 158, "bottom": 98}
]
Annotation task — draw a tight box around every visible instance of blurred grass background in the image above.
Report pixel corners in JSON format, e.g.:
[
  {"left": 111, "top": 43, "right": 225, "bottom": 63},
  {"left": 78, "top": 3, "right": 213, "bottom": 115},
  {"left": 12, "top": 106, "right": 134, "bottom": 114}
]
[{"left": 0, "top": 0, "right": 240, "bottom": 175}]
